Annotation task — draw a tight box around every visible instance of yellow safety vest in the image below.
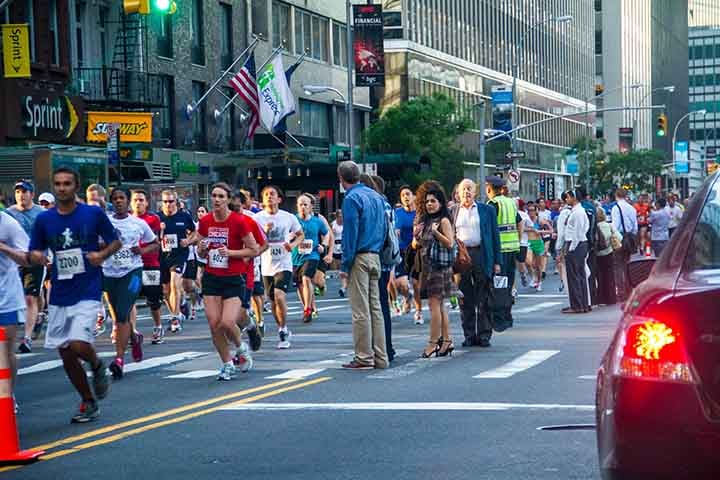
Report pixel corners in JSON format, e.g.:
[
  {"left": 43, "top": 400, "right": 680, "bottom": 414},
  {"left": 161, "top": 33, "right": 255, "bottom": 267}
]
[{"left": 492, "top": 195, "right": 520, "bottom": 253}]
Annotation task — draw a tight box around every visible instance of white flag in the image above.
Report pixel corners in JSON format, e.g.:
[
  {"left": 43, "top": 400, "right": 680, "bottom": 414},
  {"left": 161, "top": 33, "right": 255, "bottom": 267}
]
[{"left": 256, "top": 56, "right": 296, "bottom": 133}]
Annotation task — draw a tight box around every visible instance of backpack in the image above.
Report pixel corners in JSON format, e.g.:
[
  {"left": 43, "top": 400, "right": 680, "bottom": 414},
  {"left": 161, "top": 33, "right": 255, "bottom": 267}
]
[{"left": 381, "top": 205, "right": 401, "bottom": 267}]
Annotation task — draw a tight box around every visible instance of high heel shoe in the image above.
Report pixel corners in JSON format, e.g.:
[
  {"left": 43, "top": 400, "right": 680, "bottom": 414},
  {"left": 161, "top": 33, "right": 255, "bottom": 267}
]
[
  {"left": 437, "top": 339, "right": 455, "bottom": 357},
  {"left": 421, "top": 341, "right": 440, "bottom": 358}
]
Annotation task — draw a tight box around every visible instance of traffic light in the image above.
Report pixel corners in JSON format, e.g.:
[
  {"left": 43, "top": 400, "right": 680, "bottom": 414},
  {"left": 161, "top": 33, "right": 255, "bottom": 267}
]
[
  {"left": 123, "top": 0, "right": 176, "bottom": 15},
  {"left": 656, "top": 113, "right": 667, "bottom": 137},
  {"left": 154, "top": 0, "right": 177, "bottom": 14}
]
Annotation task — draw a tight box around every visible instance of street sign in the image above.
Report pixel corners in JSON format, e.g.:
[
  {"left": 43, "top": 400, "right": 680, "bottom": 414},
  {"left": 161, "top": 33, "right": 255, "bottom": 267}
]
[
  {"left": 545, "top": 177, "right": 555, "bottom": 200},
  {"left": 507, "top": 169, "right": 520, "bottom": 184},
  {"left": 2, "top": 24, "right": 31, "bottom": 78},
  {"left": 107, "top": 123, "right": 120, "bottom": 167},
  {"left": 505, "top": 151, "right": 526, "bottom": 160}
]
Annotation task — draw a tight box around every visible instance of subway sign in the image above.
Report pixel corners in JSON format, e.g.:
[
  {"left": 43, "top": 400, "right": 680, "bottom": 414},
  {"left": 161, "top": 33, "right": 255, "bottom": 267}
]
[
  {"left": 86, "top": 111, "right": 153, "bottom": 143},
  {"left": 22, "top": 95, "right": 80, "bottom": 139}
]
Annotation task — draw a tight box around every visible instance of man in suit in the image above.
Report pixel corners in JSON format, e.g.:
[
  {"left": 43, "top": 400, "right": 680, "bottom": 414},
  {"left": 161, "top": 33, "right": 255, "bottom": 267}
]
[{"left": 451, "top": 179, "right": 501, "bottom": 347}]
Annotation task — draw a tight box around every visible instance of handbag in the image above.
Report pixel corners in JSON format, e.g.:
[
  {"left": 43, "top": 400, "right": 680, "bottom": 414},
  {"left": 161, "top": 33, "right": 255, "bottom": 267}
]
[
  {"left": 616, "top": 204, "right": 637, "bottom": 253},
  {"left": 453, "top": 238, "right": 472, "bottom": 273},
  {"left": 430, "top": 238, "right": 456, "bottom": 269},
  {"left": 490, "top": 275, "right": 513, "bottom": 332}
]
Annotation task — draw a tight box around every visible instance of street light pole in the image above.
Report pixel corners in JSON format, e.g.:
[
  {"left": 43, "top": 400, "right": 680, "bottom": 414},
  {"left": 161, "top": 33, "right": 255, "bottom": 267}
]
[
  {"left": 671, "top": 109, "right": 707, "bottom": 190},
  {"left": 346, "top": 0, "right": 355, "bottom": 162},
  {"left": 633, "top": 85, "right": 675, "bottom": 150},
  {"left": 477, "top": 101, "right": 486, "bottom": 202}
]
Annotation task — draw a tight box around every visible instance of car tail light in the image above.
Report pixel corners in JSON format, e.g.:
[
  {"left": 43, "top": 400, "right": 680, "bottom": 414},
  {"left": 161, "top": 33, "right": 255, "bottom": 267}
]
[{"left": 612, "top": 317, "right": 696, "bottom": 384}]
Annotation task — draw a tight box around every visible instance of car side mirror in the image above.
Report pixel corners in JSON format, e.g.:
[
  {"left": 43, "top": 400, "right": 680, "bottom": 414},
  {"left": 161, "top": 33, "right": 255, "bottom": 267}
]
[{"left": 626, "top": 257, "right": 656, "bottom": 290}]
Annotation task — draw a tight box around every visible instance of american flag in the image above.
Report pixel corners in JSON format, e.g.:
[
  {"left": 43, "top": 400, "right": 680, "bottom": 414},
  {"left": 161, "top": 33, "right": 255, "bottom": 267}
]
[{"left": 229, "top": 53, "right": 259, "bottom": 139}]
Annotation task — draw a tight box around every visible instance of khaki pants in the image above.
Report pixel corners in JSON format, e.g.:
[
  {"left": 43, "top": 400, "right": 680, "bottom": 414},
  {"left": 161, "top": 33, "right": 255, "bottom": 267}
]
[{"left": 348, "top": 253, "right": 388, "bottom": 368}]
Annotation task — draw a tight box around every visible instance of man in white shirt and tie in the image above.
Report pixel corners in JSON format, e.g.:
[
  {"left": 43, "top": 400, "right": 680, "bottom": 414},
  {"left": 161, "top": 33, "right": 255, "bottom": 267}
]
[
  {"left": 610, "top": 188, "right": 638, "bottom": 300},
  {"left": 561, "top": 190, "right": 590, "bottom": 314}
]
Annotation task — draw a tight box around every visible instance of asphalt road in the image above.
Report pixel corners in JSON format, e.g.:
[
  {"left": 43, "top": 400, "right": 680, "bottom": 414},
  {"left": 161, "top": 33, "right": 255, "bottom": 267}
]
[{"left": 5, "top": 270, "right": 617, "bottom": 480}]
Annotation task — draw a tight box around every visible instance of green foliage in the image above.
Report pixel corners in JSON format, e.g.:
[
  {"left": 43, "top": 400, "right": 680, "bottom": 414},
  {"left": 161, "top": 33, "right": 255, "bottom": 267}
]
[
  {"left": 363, "top": 93, "right": 471, "bottom": 193},
  {"left": 591, "top": 149, "right": 666, "bottom": 196}
]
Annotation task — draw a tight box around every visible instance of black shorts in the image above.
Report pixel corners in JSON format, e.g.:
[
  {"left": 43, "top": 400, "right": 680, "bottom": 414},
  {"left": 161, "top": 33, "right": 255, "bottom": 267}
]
[
  {"left": 263, "top": 271, "right": 292, "bottom": 300},
  {"left": 160, "top": 262, "right": 184, "bottom": 284},
  {"left": 252, "top": 281, "right": 265, "bottom": 296},
  {"left": 103, "top": 269, "right": 143, "bottom": 323},
  {"left": 402, "top": 247, "right": 421, "bottom": 281},
  {"left": 202, "top": 272, "right": 248, "bottom": 304},
  {"left": 317, "top": 260, "right": 328, "bottom": 274},
  {"left": 517, "top": 246, "right": 528, "bottom": 263},
  {"left": 293, "top": 260, "right": 319, "bottom": 285},
  {"left": 20, "top": 265, "right": 45, "bottom": 297},
  {"left": 183, "top": 260, "right": 198, "bottom": 280},
  {"left": 140, "top": 268, "right": 163, "bottom": 310}
]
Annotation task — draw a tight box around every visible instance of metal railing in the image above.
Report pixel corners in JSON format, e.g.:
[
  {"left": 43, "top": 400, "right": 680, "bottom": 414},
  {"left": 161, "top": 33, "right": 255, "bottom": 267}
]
[{"left": 72, "top": 67, "right": 167, "bottom": 108}]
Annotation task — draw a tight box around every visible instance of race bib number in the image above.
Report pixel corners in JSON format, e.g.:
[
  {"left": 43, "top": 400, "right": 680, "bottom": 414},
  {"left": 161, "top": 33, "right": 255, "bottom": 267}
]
[
  {"left": 111, "top": 247, "right": 134, "bottom": 269},
  {"left": 56, "top": 248, "right": 85, "bottom": 280},
  {"left": 162, "top": 234, "right": 178, "bottom": 252},
  {"left": 298, "top": 239, "right": 314, "bottom": 255},
  {"left": 333, "top": 239, "right": 342, "bottom": 255},
  {"left": 208, "top": 249, "right": 229, "bottom": 269},
  {"left": 142, "top": 270, "right": 160, "bottom": 286},
  {"left": 269, "top": 243, "right": 285, "bottom": 260},
  {"left": 493, "top": 276, "right": 509, "bottom": 289}
]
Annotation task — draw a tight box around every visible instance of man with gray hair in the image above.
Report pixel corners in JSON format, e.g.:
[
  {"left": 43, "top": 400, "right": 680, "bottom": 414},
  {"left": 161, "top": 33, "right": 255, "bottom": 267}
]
[{"left": 338, "top": 161, "right": 388, "bottom": 369}]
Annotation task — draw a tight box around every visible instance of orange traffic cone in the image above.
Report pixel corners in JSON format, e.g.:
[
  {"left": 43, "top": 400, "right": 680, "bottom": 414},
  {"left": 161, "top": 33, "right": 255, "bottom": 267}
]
[
  {"left": 0, "top": 327, "right": 44, "bottom": 465},
  {"left": 644, "top": 241, "right": 652, "bottom": 257}
]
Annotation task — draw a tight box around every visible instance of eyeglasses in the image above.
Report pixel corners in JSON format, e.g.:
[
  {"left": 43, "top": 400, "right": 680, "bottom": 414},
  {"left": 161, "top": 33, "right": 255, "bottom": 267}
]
[{"left": 162, "top": 199, "right": 176, "bottom": 204}]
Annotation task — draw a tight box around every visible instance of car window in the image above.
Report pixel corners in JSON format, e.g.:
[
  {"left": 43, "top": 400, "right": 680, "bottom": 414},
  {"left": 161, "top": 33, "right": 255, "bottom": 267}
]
[{"left": 685, "top": 178, "right": 720, "bottom": 271}]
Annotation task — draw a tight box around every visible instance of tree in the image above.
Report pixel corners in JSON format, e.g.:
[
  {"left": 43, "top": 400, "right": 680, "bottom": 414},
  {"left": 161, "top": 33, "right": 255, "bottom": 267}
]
[
  {"left": 363, "top": 93, "right": 471, "bottom": 192},
  {"left": 591, "top": 149, "right": 665, "bottom": 196}
]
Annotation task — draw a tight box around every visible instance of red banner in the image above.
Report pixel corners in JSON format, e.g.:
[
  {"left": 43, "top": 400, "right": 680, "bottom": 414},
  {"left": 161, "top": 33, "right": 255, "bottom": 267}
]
[{"left": 353, "top": 4, "right": 385, "bottom": 87}]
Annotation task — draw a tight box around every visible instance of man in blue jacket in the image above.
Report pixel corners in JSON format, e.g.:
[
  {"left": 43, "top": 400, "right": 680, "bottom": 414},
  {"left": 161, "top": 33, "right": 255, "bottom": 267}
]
[
  {"left": 339, "top": 161, "right": 388, "bottom": 369},
  {"left": 451, "top": 179, "right": 501, "bottom": 347}
]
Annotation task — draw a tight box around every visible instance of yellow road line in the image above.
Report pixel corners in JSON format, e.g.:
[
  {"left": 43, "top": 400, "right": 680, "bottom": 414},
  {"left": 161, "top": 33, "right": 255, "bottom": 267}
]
[{"left": 0, "top": 377, "right": 330, "bottom": 472}]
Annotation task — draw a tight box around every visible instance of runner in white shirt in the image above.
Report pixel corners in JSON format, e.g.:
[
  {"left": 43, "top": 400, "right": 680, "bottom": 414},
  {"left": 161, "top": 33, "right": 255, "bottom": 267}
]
[
  {"left": 517, "top": 202, "right": 533, "bottom": 288},
  {"left": 330, "top": 211, "right": 346, "bottom": 296},
  {"left": 238, "top": 189, "right": 268, "bottom": 337},
  {"left": 252, "top": 186, "right": 304, "bottom": 349},
  {"left": 103, "top": 189, "right": 158, "bottom": 379}
]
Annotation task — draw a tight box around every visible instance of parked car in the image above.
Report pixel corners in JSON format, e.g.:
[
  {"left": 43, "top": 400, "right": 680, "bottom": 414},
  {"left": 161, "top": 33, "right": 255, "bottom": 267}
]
[{"left": 596, "top": 171, "right": 720, "bottom": 480}]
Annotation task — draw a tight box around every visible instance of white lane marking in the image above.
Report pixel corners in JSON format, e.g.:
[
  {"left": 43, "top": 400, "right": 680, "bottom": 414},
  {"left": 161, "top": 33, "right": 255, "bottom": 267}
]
[
  {"left": 517, "top": 294, "right": 568, "bottom": 299},
  {"left": 18, "top": 351, "right": 115, "bottom": 376},
  {"left": 287, "top": 305, "right": 349, "bottom": 315},
  {"left": 123, "top": 352, "right": 208, "bottom": 373},
  {"left": 287, "top": 298, "right": 347, "bottom": 306},
  {"left": 369, "top": 351, "right": 466, "bottom": 379},
  {"left": 265, "top": 368, "right": 326, "bottom": 379},
  {"left": 219, "top": 402, "right": 594, "bottom": 412},
  {"left": 16, "top": 353, "right": 43, "bottom": 360},
  {"left": 513, "top": 302, "right": 562, "bottom": 314},
  {"left": 165, "top": 370, "right": 218, "bottom": 379},
  {"left": 473, "top": 350, "right": 560, "bottom": 379},
  {"left": 578, "top": 375, "right": 596, "bottom": 380}
]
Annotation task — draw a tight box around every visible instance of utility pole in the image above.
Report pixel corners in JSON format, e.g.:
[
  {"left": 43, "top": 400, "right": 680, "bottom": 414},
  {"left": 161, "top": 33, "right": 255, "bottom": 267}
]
[
  {"left": 477, "top": 102, "right": 487, "bottom": 202},
  {"left": 346, "top": 0, "right": 355, "bottom": 162}
]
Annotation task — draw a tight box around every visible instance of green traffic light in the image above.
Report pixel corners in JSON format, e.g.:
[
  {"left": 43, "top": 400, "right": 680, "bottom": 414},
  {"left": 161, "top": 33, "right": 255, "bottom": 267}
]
[
  {"left": 155, "top": 0, "right": 170, "bottom": 11},
  {"left": 656, "top": 129, "right": 666, "bottom": 137}
]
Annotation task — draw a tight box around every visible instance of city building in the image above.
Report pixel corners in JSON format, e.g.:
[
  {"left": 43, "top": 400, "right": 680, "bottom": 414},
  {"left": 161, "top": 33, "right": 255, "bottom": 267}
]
[{"left": 378, "top": 0, "right": 595, "bottom": 199}]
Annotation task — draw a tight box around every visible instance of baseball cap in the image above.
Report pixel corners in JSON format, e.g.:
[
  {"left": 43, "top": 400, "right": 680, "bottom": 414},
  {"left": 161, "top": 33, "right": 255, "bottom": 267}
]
[
  {"left": 38, "top": 192, "right": 55, "bottom": 204},
  {"left": 486, "top": 176, "right": 505, "bottom": 188},
  {"left": 14, "top": 180, "right": 34, "bottom": 192}
]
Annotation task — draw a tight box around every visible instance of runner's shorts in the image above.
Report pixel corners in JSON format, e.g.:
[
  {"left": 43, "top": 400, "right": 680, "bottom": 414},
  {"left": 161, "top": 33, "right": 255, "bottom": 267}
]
[
  {"left": 317, "top": 259, "right": 329, "bottom": 274},
  {"left": 263, "top": 271, "right": 292, "bottom": 300},
  {"left": 252, "top": 281, "right": 265, "bottom": 296},
  {"left": 293, "top": 260, "right": 319, "bottom": 286},
  {"left": 202, "top": 272, "right": 247, "bottom": 303},
  {"left": 395, "top": 248, "right": 410, "bottom": 278},
  {"left": 160, "top": 259, "right": 185, "bottom": 284},
  {"left": 140, "top": 268, "right": 163, "bottom": 310},
  {"left": 0, "top": 310, "right": 22, "bottom": 326},
  {"left": 103, "top": 268, "right": 143, "bottom": 324},
  {"left": 45, "top": 300, "right": 102, "bottom": 349},
  {"left": 183, "top": 260, "right": 198, "bottom": 280},
  {"left": 19, "top": 265, "right": 45, "bottom": 297},
  {"left": 528, "top": 239, "right": 545, "bottom": 257}
]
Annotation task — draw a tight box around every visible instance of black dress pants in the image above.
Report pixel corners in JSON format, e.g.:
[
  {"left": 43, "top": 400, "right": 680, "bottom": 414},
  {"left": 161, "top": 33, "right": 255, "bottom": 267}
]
[{"left": 459, "top": 248, "right": 492, "bottom": 343}]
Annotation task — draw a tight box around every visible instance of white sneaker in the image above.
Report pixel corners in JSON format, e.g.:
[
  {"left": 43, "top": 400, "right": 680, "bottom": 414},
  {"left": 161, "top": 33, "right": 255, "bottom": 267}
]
[
  {"left": 234, "top": 342, "right": 254, "bottom": 373},
  {"left": 536, "top": 283, "right": 543, "bottom": 292},
  {"left": 217, "top": 362, "right": 237, "bottom": 381},
  {"left": 414, "top": 312, "right": 424, "bottom": 325},
  {"left": 277, "top": 328, "right": 291, "bottom": 349}
]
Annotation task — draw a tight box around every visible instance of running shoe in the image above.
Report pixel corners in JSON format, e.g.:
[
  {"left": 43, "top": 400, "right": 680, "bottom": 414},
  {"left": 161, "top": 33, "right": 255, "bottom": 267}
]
[
  {"left": 180, "top": 300, "right": 190, "bottom": 320},
  {"left": 314, "top": 286, "right": 321, "bottom": 297},
  {"left": 196, "top": 298, "right": 204, "bottom": 311},
  {"left": 94, "top": 313, "right": 106, "bottom": 337},
  {"left": 71, "top": 400, "right": 99, "bottom": 423},
  {"left": 302, "top": 308, "right": 313, "bottom": 324},
  {"left": 151, "top": 326, "right": 165, "bottom": 345},
  {"left": 190, "top": 305, "right": 197, "bottom": 321},
  {"left": 32, "top": 312, "right": 47, "bottom": 340},
  {"left": 109, "top": 358, "right": 124, "bottom": 379},
  {"left": 338, "top": 288, "right": 345, "bottom": 298},
  {"left": 17, "top": 337, "right": 32, "bottom": 354},
  {"left": 217, "top": 362, "right": 236, "bottom": 381},
  {"left": 92, "top": 361, "right": 110, "bottom": 399},
  {"left": 277, "top": 328, "right": 291, "bottom": 349},
  {"left": 414, "top": 312, "right": 424, "bottom": 325},
  {"left": 449, "top": 296, "right": 459, "bottom": 309},
  {"left": 311, "top": 309, "right": 319, "bottom": 320},
  {"left": 536, "top": 283, "right": 543, "bottom": 292},
  {"left": 559, "top": 281, "right": 565, "bottom": 293},
  {"left": 257, "top": 322, "right": 265, "bottom": 338},
  {"left": 131, "top": 331, "right": 144, "bottom": 362},
  {"left": 233, "top": 343, "right": 253, "bottom": 373},
  {"left": 263, "top": 301, "right": 271, "bottom": 313},
  {"left": 244, "top": 321, "right": 262, "bottom": 352},
  {"left": 169, "top": 316, "right": 182, "bottom": 333}
]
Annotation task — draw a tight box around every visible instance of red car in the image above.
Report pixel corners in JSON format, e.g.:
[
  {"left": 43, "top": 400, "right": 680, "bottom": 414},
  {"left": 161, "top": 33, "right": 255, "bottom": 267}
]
[{"left": 596, "top": 172, "right": 720, "bottom": 480}]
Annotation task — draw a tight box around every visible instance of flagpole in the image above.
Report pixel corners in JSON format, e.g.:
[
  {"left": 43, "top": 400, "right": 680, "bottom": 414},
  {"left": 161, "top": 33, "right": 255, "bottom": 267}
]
[
  {"left": 186, "top": 35, "right": 261, "bottom": 117},
  {"left": 214, "top": 88, "right": 290, "bottom": 148},
  {"left": 215, "top": 43, "right": 286, "bottom": 118}
]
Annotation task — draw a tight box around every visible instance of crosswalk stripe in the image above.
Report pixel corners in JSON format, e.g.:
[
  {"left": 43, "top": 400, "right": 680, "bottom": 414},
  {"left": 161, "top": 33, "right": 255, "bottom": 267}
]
[
  {"left": 18, "top": 351, "right": 116, "bottom": 376},
  {"left": 473, "top": 350, "right": 560, "bottom": 379},
  {"left": 265, "top": 368, "right": 326, "bottom": 379},
  {"left": 578, "top": 375, "right": 596, "bottom": 380},
  {"left": 369, "top": 351, "right": 466, "bottom": 379},
  {"left": 166, "top": 370, "right": 218, "bottom": 379},
  {"left": 218, "top": 402, "right": 595, "bottom": 412},
  {"left": 513, "top": 302, "right": 562, "bottom": 314},
  {"left": 122, "top": 352, "right": 209, "bottom": 374}
]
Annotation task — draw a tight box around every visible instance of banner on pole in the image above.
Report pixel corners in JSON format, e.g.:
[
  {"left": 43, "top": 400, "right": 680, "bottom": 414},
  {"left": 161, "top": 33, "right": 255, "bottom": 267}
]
[
  {"left": 618, "top": 127, "right": 633, "bottom": 154},
  {"left": 675, "top": 141, "right": 689, "bottom": 174},
  {"left": 353, "top": 4, "right": 385, "bottom": 87},
  {"left": 257, "top": 55, "right": 296, "bottom": 133},
  {"left": 491, "top": 85, "right": 513, "bottom": 135}
]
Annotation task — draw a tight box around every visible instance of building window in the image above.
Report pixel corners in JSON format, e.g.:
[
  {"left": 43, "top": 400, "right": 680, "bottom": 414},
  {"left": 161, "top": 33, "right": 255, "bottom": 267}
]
[
  {"left": 332, "top": 22, "right": 347, "bottom": 67},
  {"left": 159, "top": 75, "right": 175, "bottom": 146},
  {"left": 295, "top": 9, "right": 328, "bottom": 62},
  {"left": 25, "top": 0, "right": 35, "bottom": 61},
  {"left": 49, "top": 0, "right": 59, "bottom": 65},
  {"left": 222, "top": 86, "right": 235, "bottom": 150},
  {"left": 252, "top": 0, "right": 268, "bottom": 38},
  {"left": 299, "top": 100, "right": 329, "bottom": 138},
  {"left": 190, "top": 0, "right": 205, "bottom": 65},
  {"left": 192, "top": 81, "right": 207, "bottom": 148},
  {"left": 157, "top": 14, "right": 173, "bottom": 58},
  {"left": 99, "top": 6, "right": 110, "bottom": 67},
  {"left": 272, "top": 1, "right": 290, "bottom": 49},
  {"left": 219, "top": 3, "right": 232, "bottom": 69},
  {"left": 334, "top": 106, "right": 348, "bottom": 145}
]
